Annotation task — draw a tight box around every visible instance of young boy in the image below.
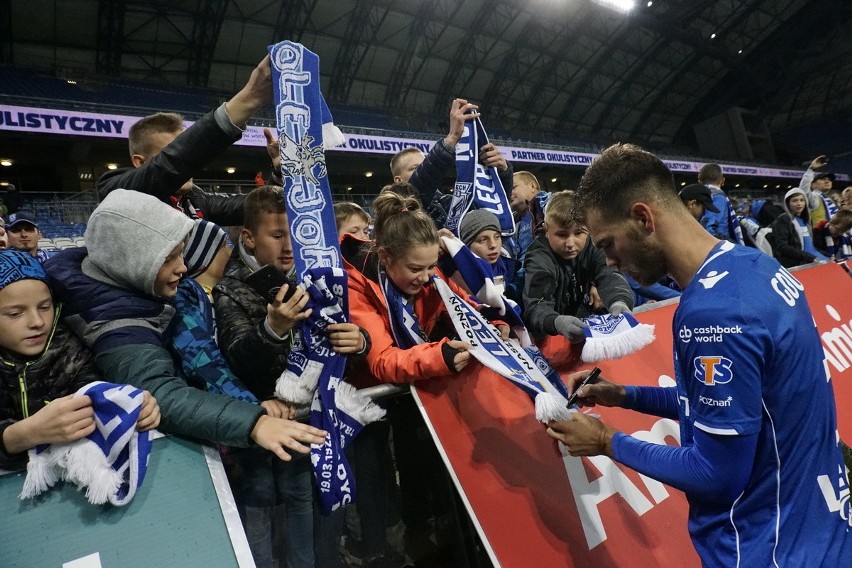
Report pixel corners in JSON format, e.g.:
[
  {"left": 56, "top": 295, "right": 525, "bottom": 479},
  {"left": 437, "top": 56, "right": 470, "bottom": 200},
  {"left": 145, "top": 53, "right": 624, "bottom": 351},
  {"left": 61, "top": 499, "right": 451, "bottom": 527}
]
[
  {"left": 0, "top": 249, "right": 159, "bottom": 469},
  {"left": 171, "top": 219, "right": 258, "bottom": 403},
  {"left": 814, "top": 209, "right": 852, "bottom": 259},
  {"left": 43, "top": 189, "right": 326, "bottom": 464},
  {"left": 334, "top": 202, "right": 371, "bottom": 241},
  {"left": 522, "top": 190, "right": 633, "bottom": 341},
  {"left": 769, "top": 188, "right": 829, "bottom": 268},
  {"left": 213, "top": 185, "right": 366, "bottom": 568},
  {"left": 458, "top": 208, "right": 518, "bottom": 299}
]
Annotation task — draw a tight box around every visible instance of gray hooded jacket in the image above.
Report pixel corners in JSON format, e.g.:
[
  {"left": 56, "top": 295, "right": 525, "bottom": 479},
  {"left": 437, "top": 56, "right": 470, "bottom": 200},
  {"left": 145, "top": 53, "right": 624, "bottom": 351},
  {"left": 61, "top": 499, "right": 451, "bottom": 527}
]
[{"left": 48, "top": 189, "right": 264, "bottom": 447}]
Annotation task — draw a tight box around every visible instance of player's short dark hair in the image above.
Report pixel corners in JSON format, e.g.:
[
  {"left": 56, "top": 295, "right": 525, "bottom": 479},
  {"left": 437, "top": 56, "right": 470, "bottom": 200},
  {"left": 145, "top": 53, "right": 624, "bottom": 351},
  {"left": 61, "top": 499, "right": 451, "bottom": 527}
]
[{"left": 576, "top": 143, "right": 678, "bottom": 223}]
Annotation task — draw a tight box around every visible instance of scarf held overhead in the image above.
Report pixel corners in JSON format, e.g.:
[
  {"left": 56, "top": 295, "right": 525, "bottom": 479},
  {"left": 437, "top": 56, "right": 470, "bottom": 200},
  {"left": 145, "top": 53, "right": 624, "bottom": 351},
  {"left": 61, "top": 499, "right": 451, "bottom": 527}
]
[
  {"left": 446, "top": 116, "right": 515, "bottom": 237},
  {"left": 270, "top": 41, "right": 382, "bottom": 516}
]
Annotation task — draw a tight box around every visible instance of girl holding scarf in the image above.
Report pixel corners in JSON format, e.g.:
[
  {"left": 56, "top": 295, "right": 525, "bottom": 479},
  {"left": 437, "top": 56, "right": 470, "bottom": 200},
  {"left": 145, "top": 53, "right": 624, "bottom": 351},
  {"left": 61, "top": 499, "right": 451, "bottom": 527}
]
[
  {"left": 342, "top": 191, "right": 514, "bottom": 384},
  {"left": 341, "top": 191, "right": 506, "bottom": 564}
]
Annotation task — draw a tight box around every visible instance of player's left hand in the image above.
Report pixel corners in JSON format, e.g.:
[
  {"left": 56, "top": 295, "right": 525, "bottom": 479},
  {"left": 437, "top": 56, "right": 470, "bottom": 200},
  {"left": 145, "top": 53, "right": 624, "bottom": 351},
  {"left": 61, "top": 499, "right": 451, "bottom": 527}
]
[{"left": 546, "top": 412, "right": 617, "bottom": 457}]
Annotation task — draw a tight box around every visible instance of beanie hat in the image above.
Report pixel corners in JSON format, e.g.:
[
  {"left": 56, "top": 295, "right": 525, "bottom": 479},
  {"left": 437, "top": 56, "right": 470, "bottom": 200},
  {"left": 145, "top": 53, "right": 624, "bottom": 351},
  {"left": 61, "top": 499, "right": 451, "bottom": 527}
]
[
  {"left": 459, "top": 209, "right": 501, "bottom": 247},
  {"left": 83, "top": 189, "right": 194, "bottom": 296},
  {"left": 184, "top": 219, "right": 227, "bottom": 278},
  {"left": 0, "top": 249, "right": 47, "bottom": 290}
]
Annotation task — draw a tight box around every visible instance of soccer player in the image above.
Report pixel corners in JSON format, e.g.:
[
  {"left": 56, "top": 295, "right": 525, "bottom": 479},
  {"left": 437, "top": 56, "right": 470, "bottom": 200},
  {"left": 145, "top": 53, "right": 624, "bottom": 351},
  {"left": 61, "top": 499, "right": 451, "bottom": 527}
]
[{"left": 546, "top": 143, "right": 851, "bottom": 566}]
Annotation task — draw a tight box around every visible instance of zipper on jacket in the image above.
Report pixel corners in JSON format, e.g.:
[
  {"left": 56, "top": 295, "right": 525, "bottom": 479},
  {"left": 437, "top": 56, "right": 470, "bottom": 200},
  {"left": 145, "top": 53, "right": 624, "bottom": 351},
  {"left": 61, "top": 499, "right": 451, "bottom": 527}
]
[{"left": 18, "top": 362, "right": 32, "bottom": 419}]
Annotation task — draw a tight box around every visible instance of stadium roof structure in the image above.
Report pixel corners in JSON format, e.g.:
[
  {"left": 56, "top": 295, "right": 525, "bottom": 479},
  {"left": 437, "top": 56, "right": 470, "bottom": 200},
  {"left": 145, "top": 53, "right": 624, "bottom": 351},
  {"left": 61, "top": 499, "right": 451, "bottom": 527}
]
[{"left": 2, "top": 0, "right": 852, "bottom": 165}]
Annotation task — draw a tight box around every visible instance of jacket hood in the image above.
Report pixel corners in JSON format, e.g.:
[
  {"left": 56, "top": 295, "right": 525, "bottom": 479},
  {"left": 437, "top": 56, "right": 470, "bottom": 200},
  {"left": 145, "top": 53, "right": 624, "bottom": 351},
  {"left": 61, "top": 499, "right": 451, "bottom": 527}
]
[
  {"left": 782, "top": 188, "right": 807, "bottom": 216},
  {"left": 82, "top": 189, "right": 193, "bottom": 296}
]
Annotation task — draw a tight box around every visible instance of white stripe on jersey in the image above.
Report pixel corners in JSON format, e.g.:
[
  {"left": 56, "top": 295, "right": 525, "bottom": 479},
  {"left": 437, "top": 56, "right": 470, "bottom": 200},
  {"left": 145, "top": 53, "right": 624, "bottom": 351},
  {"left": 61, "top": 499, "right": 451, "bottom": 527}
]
[{"left": 693, "top": 422, "right": 739, "bottom": 435}]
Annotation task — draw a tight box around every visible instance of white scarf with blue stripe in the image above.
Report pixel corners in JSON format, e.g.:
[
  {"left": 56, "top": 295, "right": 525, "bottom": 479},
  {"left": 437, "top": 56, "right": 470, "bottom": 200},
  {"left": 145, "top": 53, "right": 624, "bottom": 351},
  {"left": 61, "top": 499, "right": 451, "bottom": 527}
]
[
  {"left": 418, "top": 237, "right": 575, "bottom": 420},
  {"left": 21, "top": 381, "right": 152, "bottom": 506}
]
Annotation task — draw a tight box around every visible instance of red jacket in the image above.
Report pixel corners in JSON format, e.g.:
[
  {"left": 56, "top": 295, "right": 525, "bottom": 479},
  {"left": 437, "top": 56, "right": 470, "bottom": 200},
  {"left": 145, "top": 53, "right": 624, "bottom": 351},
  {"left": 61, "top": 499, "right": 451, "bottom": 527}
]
[{"left": 342, "top": 235, "right": 486, "bottom": 388}]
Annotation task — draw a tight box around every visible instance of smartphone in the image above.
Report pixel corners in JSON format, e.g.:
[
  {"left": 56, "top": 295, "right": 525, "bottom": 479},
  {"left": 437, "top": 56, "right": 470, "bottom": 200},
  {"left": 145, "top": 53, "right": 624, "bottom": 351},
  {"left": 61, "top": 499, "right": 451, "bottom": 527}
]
[{"left": 245, "top": 265, "right": 297, "bottom": 304}]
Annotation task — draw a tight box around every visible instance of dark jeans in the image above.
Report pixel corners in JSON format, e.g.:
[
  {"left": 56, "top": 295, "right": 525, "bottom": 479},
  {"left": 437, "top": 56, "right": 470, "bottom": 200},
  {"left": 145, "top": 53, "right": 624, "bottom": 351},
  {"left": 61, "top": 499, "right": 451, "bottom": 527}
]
[
  {"left": 352, "top": 419, "right": 397, "bottom": 556},
  {"left": 233, "top": 446, "right": 314, "bottom": 568}
]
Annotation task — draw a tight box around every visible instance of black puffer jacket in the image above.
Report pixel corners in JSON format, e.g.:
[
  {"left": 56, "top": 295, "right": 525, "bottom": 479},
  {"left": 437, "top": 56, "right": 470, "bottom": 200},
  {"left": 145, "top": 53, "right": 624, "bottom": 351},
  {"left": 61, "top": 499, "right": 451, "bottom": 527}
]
[
  {"left": 0, "top": 310, "right": 100, "bottom": 469},
  {"left": 522, "top": 234, "right": 633, "bottom": 338},
  {"left": 213, "top": 253, "right": 294, "bottom": 400},
  {"left": 96, "top": 105, "right": 246, "bottom": 226}
]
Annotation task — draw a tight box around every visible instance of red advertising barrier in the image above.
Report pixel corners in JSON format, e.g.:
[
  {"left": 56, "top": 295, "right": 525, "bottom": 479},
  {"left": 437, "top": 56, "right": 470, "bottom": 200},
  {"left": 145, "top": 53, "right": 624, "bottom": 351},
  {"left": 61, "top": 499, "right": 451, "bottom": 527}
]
[{"left": 412, "top": 262, "right": 852, "bottom": 567}]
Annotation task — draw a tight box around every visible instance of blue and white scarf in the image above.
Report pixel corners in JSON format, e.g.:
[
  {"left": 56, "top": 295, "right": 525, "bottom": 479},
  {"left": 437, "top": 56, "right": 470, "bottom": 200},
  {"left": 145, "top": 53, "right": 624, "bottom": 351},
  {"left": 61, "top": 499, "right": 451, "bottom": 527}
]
[
  {"left": 270, "top": 41, "right": 382, "bottom": 515},
  {"left": 433, "top": 277, "right": 571, "bottom": 421},
  {"left": 824, "top": 231, "right": 852, "bottom": 261},
  {"left": 445, "top": 117, "right": 514, "bottom": 237},
  {"left": 580, "top": 313, "right": 655, "bottom": 362},
  {"left": 817, "top": 191, "right": 839, "bottom": 221},
  {"left": 379, "top": 268, "right": 428, "bottom": 350},
  {"left": 726, "top": 196, "right": 745, "bottom": 245},
  {"left": 21, "top": 381, "right": 152, "bottom": 506}
]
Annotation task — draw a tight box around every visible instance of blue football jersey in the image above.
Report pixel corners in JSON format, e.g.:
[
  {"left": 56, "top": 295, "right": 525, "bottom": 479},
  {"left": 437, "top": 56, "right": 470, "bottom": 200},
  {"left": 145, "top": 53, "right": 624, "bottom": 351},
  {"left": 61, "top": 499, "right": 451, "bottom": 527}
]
[{"left": 673, "top": 240, "right": 850, "bottom": 566}]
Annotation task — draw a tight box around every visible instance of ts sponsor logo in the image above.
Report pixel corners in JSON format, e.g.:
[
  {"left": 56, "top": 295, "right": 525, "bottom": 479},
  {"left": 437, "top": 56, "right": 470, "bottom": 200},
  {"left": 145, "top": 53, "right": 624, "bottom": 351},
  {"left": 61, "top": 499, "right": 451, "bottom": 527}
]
[
  {"left": 679, "top": 324, "right": 743, "bottom": 343},
  {"left": 693, "top": 356, "right": 733, "bottom": 385}
]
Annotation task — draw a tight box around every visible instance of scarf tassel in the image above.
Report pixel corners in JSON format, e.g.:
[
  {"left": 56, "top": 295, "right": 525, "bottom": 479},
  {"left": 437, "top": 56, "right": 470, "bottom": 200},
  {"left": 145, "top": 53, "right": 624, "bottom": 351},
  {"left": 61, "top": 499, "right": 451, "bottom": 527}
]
[
  {"left": 63, "top": 441, "right": 123, "bottom": 505},
  {"left": 334, "top": 382, "right": 386, "bottom": 427},
  {"left": 535, "top": 392, "right": 573, "bottom": 422},
  {"left": 275, "top": 359, "right": 324, "bottom": 406},
  {"left": 322, "top": 123, "right": 346, "bottom": 150},
  {"left": 20, "top": 440, "right": 124, "bottom": 505},
  {"left": 581, "top": 321, "right": 655, "bottom": 362}
]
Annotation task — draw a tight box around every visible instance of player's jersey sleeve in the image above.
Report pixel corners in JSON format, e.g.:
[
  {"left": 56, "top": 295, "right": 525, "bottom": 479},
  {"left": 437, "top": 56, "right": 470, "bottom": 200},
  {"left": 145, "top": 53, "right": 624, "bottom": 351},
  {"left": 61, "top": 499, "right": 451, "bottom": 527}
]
[{"left": 674, "top": 284, "right": 771, "bottom": 438}]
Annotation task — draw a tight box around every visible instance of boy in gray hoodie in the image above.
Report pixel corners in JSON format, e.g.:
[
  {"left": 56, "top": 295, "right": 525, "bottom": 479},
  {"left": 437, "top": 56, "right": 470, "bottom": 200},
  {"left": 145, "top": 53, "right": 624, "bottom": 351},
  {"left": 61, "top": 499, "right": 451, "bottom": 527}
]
[{"left": 44, "top": 189, "right": 326, "bottom": 461}]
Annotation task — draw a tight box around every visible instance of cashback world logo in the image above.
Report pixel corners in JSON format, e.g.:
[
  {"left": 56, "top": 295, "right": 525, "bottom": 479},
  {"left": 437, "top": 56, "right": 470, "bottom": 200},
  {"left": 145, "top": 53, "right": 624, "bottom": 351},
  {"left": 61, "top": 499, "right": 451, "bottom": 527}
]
[{"left": 679, "top": 325, "right": 743, "bottom": 344}]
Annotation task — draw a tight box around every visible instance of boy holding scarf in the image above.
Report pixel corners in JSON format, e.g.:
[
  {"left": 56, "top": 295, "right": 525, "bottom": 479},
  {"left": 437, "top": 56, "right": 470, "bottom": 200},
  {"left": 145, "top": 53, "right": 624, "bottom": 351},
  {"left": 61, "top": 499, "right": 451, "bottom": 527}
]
[
  {"left": 522, "top": 191, "right": 633, "bottom": 341},
  {"left": 213, "top": 185, "right": 367, "bottom": 568},
  {"left": 389, "top": 98, "right": 513, "bottom": 229},
  {"left": 0, "top": 250, "right": 160, "bottom": 470}
]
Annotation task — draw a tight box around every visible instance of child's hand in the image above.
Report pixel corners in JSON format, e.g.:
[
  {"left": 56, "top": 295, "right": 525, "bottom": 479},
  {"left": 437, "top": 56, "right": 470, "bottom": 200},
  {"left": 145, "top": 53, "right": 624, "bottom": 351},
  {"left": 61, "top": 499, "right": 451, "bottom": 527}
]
[
  {"left": 497, "top": 324, "right": 510, "bottom": 341},
  {"left": 327, "top": 323, "right": 366, "bottom": 354},
  {"left": 437, "top": 228, "right": 455, "bottom": 253},
  {"left": 261, "top": 399, "right": 296, "bottom": 419},
  {"left": 609, "top": 301, "right": 631, "bottom": 316},
  {"left": 554, "top": 315, "right": 588, "bottom": 343},
  {"left": 479, "top": 143, "right": 508, "bottom": 172},
  {"left": 136, "top": 390, "right": 161, "bottom": 431},
  {"left": 3, "top": 395, "right": 95, "bottom": 454},
  {"left": 266, "top": 283, "right": 312, "bottom": 337},
  {"left": 447, "top": 340, "right": 472, "bottom": 372},
  {"left": 251, "top": 415, "right": 327, "bottom": 462},
  {"left": 587, "top": 285, "right": 603, "bottom": 310}
]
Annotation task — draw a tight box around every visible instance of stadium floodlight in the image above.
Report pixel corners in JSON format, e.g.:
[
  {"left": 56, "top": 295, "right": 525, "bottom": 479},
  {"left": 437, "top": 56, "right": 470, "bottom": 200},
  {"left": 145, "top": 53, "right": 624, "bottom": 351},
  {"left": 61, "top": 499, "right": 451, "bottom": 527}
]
[{"left": 591, "top": 0, "right": 636, "bottom": 14}]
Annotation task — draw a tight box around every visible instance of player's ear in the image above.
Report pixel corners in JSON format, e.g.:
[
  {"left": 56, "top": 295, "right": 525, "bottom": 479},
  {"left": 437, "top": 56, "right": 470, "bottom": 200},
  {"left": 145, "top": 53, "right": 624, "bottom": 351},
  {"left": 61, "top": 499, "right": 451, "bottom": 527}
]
[{"left": 629, "top": 202, "right": 655, "bottom": 234}]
